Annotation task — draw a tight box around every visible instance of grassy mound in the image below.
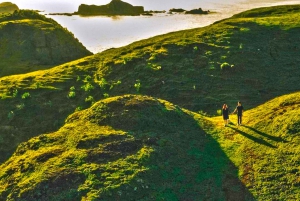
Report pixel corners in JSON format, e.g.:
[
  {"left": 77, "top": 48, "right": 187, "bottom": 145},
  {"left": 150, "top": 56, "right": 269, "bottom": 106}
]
[
  {"left": 0, "top": 95, "right": 253, "bottom": 200},
  {"left": 208, "top": 91, "right": 300, "bottom": 200},
  {"left": 0, "top": 2, "right": 19, "bottom": 14},
  {"left": 0, "top": 10, "right": 92, "bottom": 77},
  {"left": 0, "top": 4, "right": 300, "bottom": 164}
]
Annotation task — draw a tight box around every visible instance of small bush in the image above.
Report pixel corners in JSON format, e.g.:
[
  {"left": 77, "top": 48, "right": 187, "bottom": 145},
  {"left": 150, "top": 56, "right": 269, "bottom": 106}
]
[
  {"left": 12, "top": 89, "right": 18, "bottom": 98},
  {"left": 7, "top": 111, "right": 14, "bottom": 120},
  {"left": 85, "top": 96, "right": 94, "bottom": 103},
  {"left": 220, "top": 62, "right": 234, "bottom": 70},
  {"left": 68, "top": 91, "right": 76, "bottom": 99},
  {"left": 81, "top": 83, "right": 94, "bottom": 92},
  {"left": 21, "top": 92, "right": 31, "bottom": 99},
  {"left": 16, "top": 103, "right": 25, "bottom": 110},
  {"left": 70, "top": 86, "right": 75, "bottom": 91},
  {"left": 98, "top": 78, "right": 108, "bottom": 89},
  {"left": 134, "top": 80, "right": 141, "bottom": 92},
  {"left": 75, "top": 106, "right": 82, "bottom": 112},
  {"left": 103, "top": 93, "right": 109, "bottom": 98}
]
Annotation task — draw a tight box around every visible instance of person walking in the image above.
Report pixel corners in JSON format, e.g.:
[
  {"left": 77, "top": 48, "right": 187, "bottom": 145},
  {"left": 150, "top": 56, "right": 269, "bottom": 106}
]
[
  {"left": 232, "top": 101, "right": 244, "bottom": 126},
  {"left": 222, "top": 104, "right": 230, "bottom": 127}
]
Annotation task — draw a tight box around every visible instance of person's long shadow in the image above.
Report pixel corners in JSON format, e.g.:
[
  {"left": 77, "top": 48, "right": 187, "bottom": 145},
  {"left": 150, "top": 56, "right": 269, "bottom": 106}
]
[
  {"left": 243, "top": 125, "right": 288, "bottom": 143},
  {"left": 228, "top": 125, "right": 277, "bottom": 148},
  {"left": 104, "top": 99, "right": 256, "bottom": 200}
]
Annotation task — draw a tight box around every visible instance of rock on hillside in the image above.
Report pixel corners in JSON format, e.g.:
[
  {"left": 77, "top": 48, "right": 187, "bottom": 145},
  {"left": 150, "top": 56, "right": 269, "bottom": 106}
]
[
  {"left": 0, "top": 2, "right": 19, "bottom": 14},
  {"left": 77, "top": 0, "right": 144, "bottom": 16},
  {"left": 0, "top": 95, "right": 253, "bottom": 200},
  {"left": 0, "top": 10, "right": 92, "bottom": 76}
]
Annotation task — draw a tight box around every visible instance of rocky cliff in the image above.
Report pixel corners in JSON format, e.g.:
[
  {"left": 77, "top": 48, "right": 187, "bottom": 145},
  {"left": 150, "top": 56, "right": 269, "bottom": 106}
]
[{"left": 77, "top": 0, "right": 144, "bottom": 16}]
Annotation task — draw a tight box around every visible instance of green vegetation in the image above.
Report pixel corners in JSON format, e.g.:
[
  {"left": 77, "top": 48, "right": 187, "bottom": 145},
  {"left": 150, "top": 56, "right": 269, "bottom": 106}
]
[
  {"left": 0, "top": 2, "right": 19, "bottom": 14},
  {"left": 0, "top": 10, "right": 92, "bottom": 77},
  {"left": 0, "top": 4, "right": 299, "bottom": 200},
  {"left": 0, "top": 95, "right": 254, "bottom": 200},
  {"left": 208, "top": 91, "right": 300, "bottom": 200}
]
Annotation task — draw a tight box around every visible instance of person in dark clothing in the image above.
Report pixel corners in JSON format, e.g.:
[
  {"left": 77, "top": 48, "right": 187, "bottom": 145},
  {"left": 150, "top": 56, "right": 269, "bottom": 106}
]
[
  {"left": 232, "top": 101, "right": 244, "bottom": 126},
  {"left": 222, "top": 104, "right": 229, "bottom": 127}
]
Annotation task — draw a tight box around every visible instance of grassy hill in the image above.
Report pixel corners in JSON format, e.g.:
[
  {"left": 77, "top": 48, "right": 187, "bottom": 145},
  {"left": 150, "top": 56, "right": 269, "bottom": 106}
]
[
  {"left": 0, "top": 4, "right": 299, "bottom": 200},
  {"left": 0, "top": 2, "right": 19, "bottom": 14},
  {"left": 208, "top": 91, "right": 300, "bottom": 200},
  {"left": 0, "top": 92, "right": 299, "bottom": 200},
  {"left": 0, "top": 95, "right": 254, "bottom": 200},
  {"left": 0, "top": 10, "right": 92, "bottom": 77}
]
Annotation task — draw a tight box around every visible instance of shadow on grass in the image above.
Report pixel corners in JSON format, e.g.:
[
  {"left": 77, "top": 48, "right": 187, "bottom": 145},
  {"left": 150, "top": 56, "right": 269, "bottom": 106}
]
[
  {"left": 102, "top": 99, "right": 256, "bottom": 200},
  {"left": 228, "top": 125, "right": 277, "bottom": 148},
  {"left": 243, "top": 125, "right": 288, "bottom": 143}
]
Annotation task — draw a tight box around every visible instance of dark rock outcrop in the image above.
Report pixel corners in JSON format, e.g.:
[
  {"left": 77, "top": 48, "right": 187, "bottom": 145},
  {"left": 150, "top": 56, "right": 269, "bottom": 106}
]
[
  {"left": 169, "top": 8, "right": 186, "bottom": 13},
  {"left": 77, "top": 0, "right": 144, "bottom": 16},
  {"left": 185, "top": 8, "right": 210, "bottom": 14},
  {"left": 0, "top": 2, "right": 19, "bottom": 13}
]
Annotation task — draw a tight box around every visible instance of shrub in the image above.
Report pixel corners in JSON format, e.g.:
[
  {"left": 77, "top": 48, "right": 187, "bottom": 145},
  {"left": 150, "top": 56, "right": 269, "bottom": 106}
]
[
  {"left": 98, "top": 78, "right": 108, "bottom": 89},
  {"left": 85, "top": 96, "right": 94, "bottom": 103},
  {"left": 81, "top": 83, "right": 94, "bottom": 92},
  {"left": 7, "top": 111, "right": 14, "bottom": 120},
  {"left": 21, "top": 92, "right": 31, "bottom": 99},
  {"left": 16, "top": 103, "right": 25, "bottom": 110},
  {"left": 134, "top": 80, "right": 141, "bottom": 92},
  {"left": 68, "top": 91, "right": 76, "bottom": 99},
  {"left": 220, "top": 62, "right": 234, "bottom": 70},
  {"left": 70, "top": 86, "right": 75, "bottom": 91},
  {"left": 12, "top": 89, "right": 18, "bottom": 98},
  {"left": 75, "top": 106, "right": 82, "bottom": 112},
  {"left": 84, "top": 75, "right": 92, "bottom": 82}
]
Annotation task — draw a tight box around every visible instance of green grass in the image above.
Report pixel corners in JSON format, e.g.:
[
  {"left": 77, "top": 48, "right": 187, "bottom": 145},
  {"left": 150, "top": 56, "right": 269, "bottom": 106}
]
[
  {"left": 0, "top": 4, "right": 300, "bottom": 200},
  {"left": 0, "top": 10, "right": 92, "bottom": 77},
  {"left": 0, "top": 95, "right": 254, "bottom": 200},
  {"left": 207, "top": 91, "right": 300, "bottom": 200},
  {"left": 0, "top": 92, "right": 299, "bottom": 200}
]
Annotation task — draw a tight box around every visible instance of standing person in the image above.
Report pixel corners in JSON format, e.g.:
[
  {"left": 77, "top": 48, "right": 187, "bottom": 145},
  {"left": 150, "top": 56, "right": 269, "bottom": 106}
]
[
  {"left": 222, "top": 104, "right": 229, "bottom": 127},
  {"left": 232, "top": 101, "right": 244, "bottom": 126}
]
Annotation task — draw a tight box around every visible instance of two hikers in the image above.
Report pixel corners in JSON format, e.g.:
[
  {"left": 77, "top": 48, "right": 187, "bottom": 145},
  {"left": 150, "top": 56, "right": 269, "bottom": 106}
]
[{"left": 222, "top": 101, "right": 244, "bottom": 126}]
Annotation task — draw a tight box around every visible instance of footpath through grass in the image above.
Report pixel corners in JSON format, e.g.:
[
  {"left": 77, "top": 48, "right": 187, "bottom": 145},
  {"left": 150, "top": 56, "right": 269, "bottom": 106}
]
[{"left": 207, "top": 91, "right": 300, "bottom": 200}]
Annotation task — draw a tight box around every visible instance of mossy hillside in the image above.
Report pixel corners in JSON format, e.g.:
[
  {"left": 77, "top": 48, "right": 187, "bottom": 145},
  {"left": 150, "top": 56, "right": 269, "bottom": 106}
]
[
  {"left": 0, "top": 10, "right": 92, "bottom": 77},
  {"left": 0, "top": 2, "right": 19, "bottom": 14},
  {"left": 0, "top": 95, "right": 253, "bottom": 200},
  {"left": 207, "top": 91, "right": 300, "bottom": 200},
  {"left": 0, "top": 4, "right": 300, "bottom": 163}
]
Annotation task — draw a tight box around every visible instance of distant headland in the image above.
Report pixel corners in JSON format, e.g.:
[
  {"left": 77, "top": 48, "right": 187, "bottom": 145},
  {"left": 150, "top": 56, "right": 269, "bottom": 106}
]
[
  {"left": 0, "top": 2, "right": 19, "bottom": 14},
  {"left": 75, "top": 0, "right": 144, "bottom": 16},
  {"left": 49, "top": 0, "right": 211, "bottom": 17}
]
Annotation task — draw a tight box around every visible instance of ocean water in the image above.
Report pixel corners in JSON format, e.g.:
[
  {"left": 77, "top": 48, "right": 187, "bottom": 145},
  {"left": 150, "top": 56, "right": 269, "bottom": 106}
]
[{"left": 10, "top": 0, "right": 300, "bottom": 53}]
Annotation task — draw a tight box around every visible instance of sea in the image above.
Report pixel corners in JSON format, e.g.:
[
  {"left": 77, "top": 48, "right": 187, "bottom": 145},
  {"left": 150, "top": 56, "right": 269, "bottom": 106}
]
[{"left": 10, "top": 0, "right": 300, "bottom": 53}]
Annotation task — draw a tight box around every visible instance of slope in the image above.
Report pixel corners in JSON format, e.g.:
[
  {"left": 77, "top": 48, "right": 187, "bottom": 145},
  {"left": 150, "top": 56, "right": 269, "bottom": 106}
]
[
  {"left": 0, "top": 4, "right": 299, "bottom": 164},
  {"left": 208, "top": 91, "right": 300, "bottom": 200},
  {"left": 0, "top": 95, "right": 253, "bottom": 200},
  {"left": 0, "top": 2, "right": 19, "bottom": 13},
  {"left": 0, "top": 10, "right": 92, "bottom": 77}
]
